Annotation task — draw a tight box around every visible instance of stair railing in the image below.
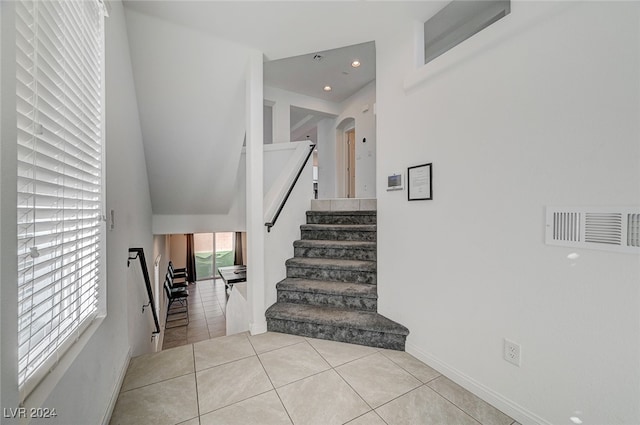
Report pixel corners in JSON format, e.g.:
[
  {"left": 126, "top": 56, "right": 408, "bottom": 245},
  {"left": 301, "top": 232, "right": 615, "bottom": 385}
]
[
  {"left": 127, "top": 247, "right": 161, "bottom": 335},
  {"left": 265, "top": 143, "right": 315, "bottom": 232}
]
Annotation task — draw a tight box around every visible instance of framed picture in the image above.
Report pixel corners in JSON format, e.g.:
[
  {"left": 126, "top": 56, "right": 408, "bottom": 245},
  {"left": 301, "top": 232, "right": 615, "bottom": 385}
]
[{"left": 407, "top": 163, "right": 432, "bottom": 201}]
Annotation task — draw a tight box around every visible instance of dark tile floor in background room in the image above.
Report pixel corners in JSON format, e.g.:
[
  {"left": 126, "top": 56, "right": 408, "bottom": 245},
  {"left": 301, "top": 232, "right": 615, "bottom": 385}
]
[{"left": 162, "top": 278, "right": 227, "bottom": 349}]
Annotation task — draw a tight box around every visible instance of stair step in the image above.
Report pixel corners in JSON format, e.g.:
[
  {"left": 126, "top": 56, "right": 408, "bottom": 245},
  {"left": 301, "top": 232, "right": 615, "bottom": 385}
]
[
  {"left": 276, "top": 278, "right": 377, "bottom": 311},
  {"left": 286, "top": 257, "right": 376, "bottom": 284},
  {"left": 306, "top": 210, "right": 377, "bottom": 225},
  {"left": 293, "top": 239, "right": 376, "bottom": 261},
  {"left": 301, "top": 224, "right": 376, "bottom": 242},
  {"left": 265, "top": 303, "right": 409, "bottom": 350}
]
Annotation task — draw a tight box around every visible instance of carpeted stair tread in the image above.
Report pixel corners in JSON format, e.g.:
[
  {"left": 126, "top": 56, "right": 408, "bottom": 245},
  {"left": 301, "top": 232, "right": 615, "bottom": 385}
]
[
  {"left": 277, "top": 278, "right": 377, "bottom": 298},
  {"left": 301, "top": 224, "right": 376, "bottom": 232},
  {"left": 267, "top": 208, "right": 408, "bottom": 350},
  {"left": 286, "top": 257, "right": 376, "bottom": 271},
  {"left": 293, "top": 239, "right": 376, "bottom": 250},
  {"left": 307, "top": 210, "right": 377, "bottom": 216},
  {"left": 266, "top": 303, "right": 409, "bottom": 336},
  {"left": 306, "top": 211, "right": 377, "bottom": 225}
]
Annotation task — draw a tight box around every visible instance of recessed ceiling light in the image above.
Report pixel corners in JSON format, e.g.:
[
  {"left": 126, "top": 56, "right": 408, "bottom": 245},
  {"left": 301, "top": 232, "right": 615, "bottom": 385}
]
[
  {"left": 351, "top": 60, "right": 361, "bottom": 68},
  {"left": 323, "top": 85, "right": 332, "bottom": 92}
]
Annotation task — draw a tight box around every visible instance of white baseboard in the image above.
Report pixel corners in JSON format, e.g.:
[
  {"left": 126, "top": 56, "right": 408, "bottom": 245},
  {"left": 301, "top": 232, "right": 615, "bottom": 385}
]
[
  {"left": 249, "top": 319, "right": 268, "bottom": 335},
  {"left": 405, "top": 342, "right": 551, "bottom": 425},
  {"left": 101, "top": 347, "right": 132, "bottom": 425}
]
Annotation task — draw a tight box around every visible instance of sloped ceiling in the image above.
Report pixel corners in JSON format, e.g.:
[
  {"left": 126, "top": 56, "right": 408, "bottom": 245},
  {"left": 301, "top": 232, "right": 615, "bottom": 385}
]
[
  {"left": 124, "top": 8, "right": 250, "bottom": 214},
  {"left": 122, "top": 1, "right": 445, "bottom": 216}
]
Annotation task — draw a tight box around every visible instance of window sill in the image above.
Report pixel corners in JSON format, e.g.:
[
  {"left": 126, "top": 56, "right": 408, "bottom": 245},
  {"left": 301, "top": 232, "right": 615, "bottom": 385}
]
[{"left": 21, "top": 315, "right": 106, "bottom": 413}]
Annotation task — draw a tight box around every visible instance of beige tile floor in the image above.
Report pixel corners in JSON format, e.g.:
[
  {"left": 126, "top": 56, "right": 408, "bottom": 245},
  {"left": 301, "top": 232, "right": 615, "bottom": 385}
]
[
  {"left": 111, "top": 331, "right": 522, "bottom": 425},
  {"left": 163, "top": 279, "right": 227, "bottom": 350}
]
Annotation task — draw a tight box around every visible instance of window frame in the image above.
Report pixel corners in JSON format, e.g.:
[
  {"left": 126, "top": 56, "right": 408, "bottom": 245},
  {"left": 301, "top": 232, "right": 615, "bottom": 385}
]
[
  {"left": 15, "top": 0, "right": 107, "bottom": 404},
  {"left": 423, "top": 0, "right": 511, "bottom": 66}
]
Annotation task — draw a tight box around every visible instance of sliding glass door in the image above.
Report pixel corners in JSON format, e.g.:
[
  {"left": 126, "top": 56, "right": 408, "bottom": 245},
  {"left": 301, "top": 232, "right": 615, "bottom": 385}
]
[
  {"left": 194, "top": 233, "right": 214, "bottom": 280},
  {"left": 193, "top": 232, "right": 235, "bottom": 281},
  {"left": 214, "top": 233, "right": 234, "bottom": 274}
]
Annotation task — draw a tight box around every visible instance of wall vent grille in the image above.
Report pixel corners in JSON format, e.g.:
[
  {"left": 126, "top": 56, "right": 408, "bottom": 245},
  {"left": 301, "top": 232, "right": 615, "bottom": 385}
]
[
  {"left": 552, "top": 212, "right": 581, "bottom": 242},
  {"left": 584, "top": 213, "right": 622, "bottom": 245},
  {"left": 546, "top": 207, "right": 640, "bottom": 254},
  {"left": 628, "top": 214, "right": 640, "bottom": 247}
]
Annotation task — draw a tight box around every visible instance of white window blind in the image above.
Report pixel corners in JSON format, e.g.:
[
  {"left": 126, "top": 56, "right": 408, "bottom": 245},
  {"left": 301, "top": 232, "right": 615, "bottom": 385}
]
[{"left": 16, "top": 0, "right": 105, "bottom": 399}]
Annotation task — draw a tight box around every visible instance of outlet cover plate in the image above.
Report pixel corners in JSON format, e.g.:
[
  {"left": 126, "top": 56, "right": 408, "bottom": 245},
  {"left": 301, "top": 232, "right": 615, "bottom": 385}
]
[{"left": 504, "top": 338, "right": 521, "bottom": 367}]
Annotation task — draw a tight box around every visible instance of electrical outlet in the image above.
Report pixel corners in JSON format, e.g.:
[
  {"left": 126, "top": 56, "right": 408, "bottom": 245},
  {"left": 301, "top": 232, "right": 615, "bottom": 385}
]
[{"left": 504, "top": 338, "right": 521, "bottom": 366}]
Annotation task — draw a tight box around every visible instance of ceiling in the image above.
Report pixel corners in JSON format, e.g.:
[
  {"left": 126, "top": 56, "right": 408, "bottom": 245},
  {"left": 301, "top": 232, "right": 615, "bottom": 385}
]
[
  {"left": 122, "top": 1, "right": 444, "bottom": 60},
  {"left": 264, "top": 41, "right": 376, "bottom": 103},
  {"left": 121, "top": 1, "right": 446, "bottom": 218}
]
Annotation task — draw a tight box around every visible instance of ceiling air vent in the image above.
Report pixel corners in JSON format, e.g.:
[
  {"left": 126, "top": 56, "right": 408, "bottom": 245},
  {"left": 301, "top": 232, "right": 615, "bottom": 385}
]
[{"left": 546, "top": 207, "right": 640, "bottom": 254}]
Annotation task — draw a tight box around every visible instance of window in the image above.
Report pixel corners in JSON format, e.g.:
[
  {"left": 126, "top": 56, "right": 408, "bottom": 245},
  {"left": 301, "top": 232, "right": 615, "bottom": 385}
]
[
  {"left": 424, "top": 0, "right": 511, "bottom": 65},
  {"left": 15, "top": 0, "right": 105, "bottom": 399}
]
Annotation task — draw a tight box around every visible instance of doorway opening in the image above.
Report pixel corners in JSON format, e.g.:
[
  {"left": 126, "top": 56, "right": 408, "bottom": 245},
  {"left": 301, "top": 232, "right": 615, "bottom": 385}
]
[
  {"left": 335, "top": 117, "right": 356, "bottom": 198},
  {"left": 345, "top": 128, "right": 356, "bottom": 198}
]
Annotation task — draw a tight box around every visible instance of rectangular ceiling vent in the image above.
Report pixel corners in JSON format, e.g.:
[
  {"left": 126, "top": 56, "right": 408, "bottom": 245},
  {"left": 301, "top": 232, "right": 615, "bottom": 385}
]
[{"left": 546, "top": 207, "right": 640, "bottom": 254}]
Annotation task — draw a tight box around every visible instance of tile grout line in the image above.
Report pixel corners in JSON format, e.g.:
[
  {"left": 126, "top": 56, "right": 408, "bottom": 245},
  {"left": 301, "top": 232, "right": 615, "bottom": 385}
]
[
  {"left": 425, "top": 383, "right": 485, "bottom": 425},
  {"left": 424, "top": 377, "right": 505, "bottom": 425},
  {"left": 250, "top": 340, "right": 296, "bottom": 425},
  {"left": 197, "top": 388, "right": 276, "bottom": 420},
  {"left": 305, "top": 340, "right": 377, "bottom": 414},
  {"left": 191, "top": 343, "right": 202, "bottom": 423},
  {"left": 377, "top": 349, "right": 442, "bottom": 385},
  {"left": 119, "top": 364, "right": 196, "bottom": 394}
]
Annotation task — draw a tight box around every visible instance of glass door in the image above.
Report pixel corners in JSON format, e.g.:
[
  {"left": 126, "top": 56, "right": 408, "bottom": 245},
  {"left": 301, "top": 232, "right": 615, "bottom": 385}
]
[
  {"left": 214, "top": 232, "right": 235, "bottom": 276},
  {"left": 193, "top": 232, "right": 235, "bottom": 280},
  {"left": 194, "top": 233, "right": 214, "bottom": 280}
]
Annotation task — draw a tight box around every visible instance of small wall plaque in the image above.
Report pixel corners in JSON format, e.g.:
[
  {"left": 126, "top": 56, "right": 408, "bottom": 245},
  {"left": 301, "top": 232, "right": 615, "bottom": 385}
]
[{"left": 408, "top": 163, "right": 432, "bottom": 200}]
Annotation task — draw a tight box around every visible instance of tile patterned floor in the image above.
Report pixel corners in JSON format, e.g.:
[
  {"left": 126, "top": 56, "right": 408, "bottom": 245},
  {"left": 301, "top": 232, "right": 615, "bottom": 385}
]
[
  {"left": 111, "top": 331, "right": 522, "bottom": 425},
  {"left": 163, "top": 279, "right": 227, "bottom": 350}
]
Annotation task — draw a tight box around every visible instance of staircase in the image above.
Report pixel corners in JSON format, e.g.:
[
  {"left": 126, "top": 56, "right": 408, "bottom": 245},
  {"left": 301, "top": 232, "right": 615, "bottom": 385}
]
[{"left": 265, "top": 201, "right": 409, "bottom": 350}]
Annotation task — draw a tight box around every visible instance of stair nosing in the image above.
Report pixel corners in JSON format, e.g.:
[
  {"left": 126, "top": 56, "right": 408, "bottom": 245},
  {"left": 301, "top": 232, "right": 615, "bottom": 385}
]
[
  {"left": 277, "top": 278, "right": 378, "bottom": 298},
  {"left": 293, "top": 239, "right": 377, "bottom": 249},
  {"left": 301, "top": 224, "right": 376, "bottom": 230},
  {"left": 266, "top": 302, "right": 409, "bottom": 336},
  {"left": 306, "top": 210, "right": 377, "bottom": 215},
  {"left": 286, "top": 257, "right": 376, "bottom": 271}
]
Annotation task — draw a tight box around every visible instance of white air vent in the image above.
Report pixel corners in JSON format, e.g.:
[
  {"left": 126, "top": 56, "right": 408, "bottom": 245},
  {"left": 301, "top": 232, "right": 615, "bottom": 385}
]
[
  {"left": 546, "top": 207, "right": 640, "bottom": 254},
  {"left": 584, "top": 213, "right": 622, "bottom": 245}
]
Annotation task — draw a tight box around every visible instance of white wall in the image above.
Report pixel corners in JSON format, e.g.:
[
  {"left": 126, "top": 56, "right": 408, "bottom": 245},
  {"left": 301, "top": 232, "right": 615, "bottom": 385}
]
[
  {"left": 335, "top": 80, "right": 377, "bottom": 198},
  {"left": 316, "top": 118, "right": 337, "bottom": 199},
  {"left": 265, "top": 83, "right": 377, "bottom": 199},
  {"left": 376, "top": 2, "right": 640, "bottom": 425},
  {"left": 264, "top": 157, "right": 314, "bottom": 309},
  {"left": 153, "top": 142, "right": 315, "bottom": 235},
  {"left": 0, "top": 2, "right": 155, "bottom": 423},
  {"left": 264, "top": 104, "right": 274, "bottom": 144},
  {"left": 152, "top": 157, "right": 246, "bottom": 234},
  {"left": 124, "top": 7, "right": 248, "bottom": 216}
]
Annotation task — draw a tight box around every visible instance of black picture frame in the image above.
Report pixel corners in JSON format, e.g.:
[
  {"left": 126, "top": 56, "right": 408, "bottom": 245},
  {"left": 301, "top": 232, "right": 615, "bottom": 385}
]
[{"left": 407, "top": 163, "right": 432, "bottom": 201}]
